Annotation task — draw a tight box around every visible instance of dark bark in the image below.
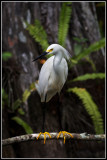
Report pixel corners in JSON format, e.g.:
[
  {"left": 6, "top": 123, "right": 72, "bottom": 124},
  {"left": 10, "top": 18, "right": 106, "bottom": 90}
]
[{"left": 2, "top": 2, "right": 105, "bottom": 158}]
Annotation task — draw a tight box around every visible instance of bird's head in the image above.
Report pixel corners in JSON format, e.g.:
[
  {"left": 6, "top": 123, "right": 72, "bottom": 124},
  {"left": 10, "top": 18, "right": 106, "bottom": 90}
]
[
  {"left": 46, "top": 44, "right": 59, "bottom": 55},
  {"left": 32, "top": 44, "right": 71, "bottom": 62},
  {"left": 46, "top": 44, "right": 71, "bottom": 61}
]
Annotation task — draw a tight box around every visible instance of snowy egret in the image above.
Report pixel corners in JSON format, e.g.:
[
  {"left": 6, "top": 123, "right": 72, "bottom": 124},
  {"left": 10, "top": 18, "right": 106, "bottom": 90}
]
[{"left": 33, "top": 44, "right": 73, "bottom": 143}]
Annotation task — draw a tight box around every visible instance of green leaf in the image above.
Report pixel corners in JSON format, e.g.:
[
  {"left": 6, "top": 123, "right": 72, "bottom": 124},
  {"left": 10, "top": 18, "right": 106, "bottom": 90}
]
[
  {"left": 22, "top": 89, "right": 31, "bottom": 102},
  {"left": 2, "top": 52, "right": 12, "bottom": 61},
  {"left": 67, "top": 87, "right": 104, "bottom": 134},
  {"left": 73, "top": 37, "right": 88, "bottom": 43},
  {"left": 74, "top": 44, "right": 83, "bottom": 55},
  {"left": 58, "top": 2, "right": 72, "bottom": 47},
  {"left": 70, "top": 59, "right": 78, "bottom": 64},
  {"left": 2, "top": 88, "right": 9, "bottom": 107},
  {"left": 70, "top": 73, "right": 105, "bottom": 82},
  {"left": 29, "top": 82, "right": 36, "bottom": 90},
  {"left": 12, "top": 116, "right": 33, "bottom": 134},
  {"left": 12, "top": 99, "right": 22, "bottom": 111},
  {"left": 18, "top": 108, "right": 25, "bottom": 115},
  {"left": 72, "top": 38, "right": 105, "bottom": 63},
  {"left": 85, "top": 56, "right": 96, "bottom": 72}
]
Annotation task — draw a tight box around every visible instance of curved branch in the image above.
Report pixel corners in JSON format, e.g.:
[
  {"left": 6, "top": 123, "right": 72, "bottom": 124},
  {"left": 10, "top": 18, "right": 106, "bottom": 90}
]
[{"left": 2, "top": 132, "right": 105, "bottom": 146}]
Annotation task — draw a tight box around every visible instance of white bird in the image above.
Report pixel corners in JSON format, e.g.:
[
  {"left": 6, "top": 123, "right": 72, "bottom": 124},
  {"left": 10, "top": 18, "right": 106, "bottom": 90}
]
[
  {"left": 33, "top": 44, "right": 73, "bottom": 144},
  {"left": 33, "top": 44, "right": 71, "bottom": 102}
]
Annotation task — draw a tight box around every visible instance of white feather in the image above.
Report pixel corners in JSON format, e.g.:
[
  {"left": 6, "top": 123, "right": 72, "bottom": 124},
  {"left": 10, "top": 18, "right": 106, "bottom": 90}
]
[{"left": 35, "top": 44, "right": 70, "bottom": 102}]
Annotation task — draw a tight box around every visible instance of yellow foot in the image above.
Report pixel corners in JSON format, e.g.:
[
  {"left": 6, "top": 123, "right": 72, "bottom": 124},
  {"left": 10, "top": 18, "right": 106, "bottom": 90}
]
[
  {"left": 36, "top": 132, "right": 51, "bottom": 144},
  {"left": 57, "top": 131, "right": 73, "bottom": 144}
]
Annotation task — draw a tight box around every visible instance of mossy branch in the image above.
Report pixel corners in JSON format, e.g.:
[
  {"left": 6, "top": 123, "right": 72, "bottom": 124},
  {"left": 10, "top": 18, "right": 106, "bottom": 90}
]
[{"left": 2, "top": 132, "right": 105, "bottom": 146}]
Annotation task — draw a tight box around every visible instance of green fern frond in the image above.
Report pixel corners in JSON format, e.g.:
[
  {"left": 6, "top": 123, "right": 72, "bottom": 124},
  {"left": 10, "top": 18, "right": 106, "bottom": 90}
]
[
  {"left": 67, "top": 87, "right": 104, "bottom": 134},
  {"left": 2, "top": 88, "right": 9, "bottom": 108},
  {"left": 70, "top": 38, "right": 105, "bottom": 68},
  {"left": 12, "top": 99, "right": 22, "bottom": 111},
  {"left": 26, "top": 20, "right": 49, "bottom": 51},
  {"left": 22, "top": 89, "right": 31, "bottom": 103},
  {"left": 58, "top": 2, "right": 72, "bottom": 47},
  {"left": 73, "top": 38, "right": 105, "bottom": 62},
  {"left": 12, "top": 116, "right": 33, "bottom": 134},
  {"left": 70, "top": 73, "right": 105, "bottom": 82},
  {"left": 85, "top": 56, "right": 96, "bottom": 71}
]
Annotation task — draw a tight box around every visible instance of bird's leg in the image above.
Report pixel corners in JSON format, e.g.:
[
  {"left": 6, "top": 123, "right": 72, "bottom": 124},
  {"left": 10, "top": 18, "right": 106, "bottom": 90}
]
[
  {"left": 41, "top": 101, "right": 46, "bottom": 132},
  {"left": 57, "top": 95, "right": 63, "bottom": 131},
  {"left": 57, "top": 95, "right": 73, "bottom": 144},
  {"left": 37, "top": 95, "right": 51, "bottom": 144}
]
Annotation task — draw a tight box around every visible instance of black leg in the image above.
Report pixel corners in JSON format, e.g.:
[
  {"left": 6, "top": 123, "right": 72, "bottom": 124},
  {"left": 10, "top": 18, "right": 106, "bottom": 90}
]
[
  {"left": 57, "top": 95, "right": 63, "bottom": 131},
  {"left": 42, "top": 95, "right": 47, "bottom": 132}
]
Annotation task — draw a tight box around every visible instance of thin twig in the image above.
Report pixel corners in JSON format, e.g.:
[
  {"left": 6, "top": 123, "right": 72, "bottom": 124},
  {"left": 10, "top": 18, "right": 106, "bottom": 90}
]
[{"left": 2, "top": 132, "right": 105, "bottom": 146}]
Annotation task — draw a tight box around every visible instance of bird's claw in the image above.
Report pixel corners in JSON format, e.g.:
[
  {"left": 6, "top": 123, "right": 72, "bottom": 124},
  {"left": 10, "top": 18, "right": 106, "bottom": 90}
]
[
  {"left": 37, "top": 132, "right": 51, "bottom": 144},
  {"left": 57, "top": 131, "right": 73, "bottom": 144}
]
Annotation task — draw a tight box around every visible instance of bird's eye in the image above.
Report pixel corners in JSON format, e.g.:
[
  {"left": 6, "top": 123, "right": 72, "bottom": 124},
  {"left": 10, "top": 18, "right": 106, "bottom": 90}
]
[
  {"left": 49, "top": 49, "right": 53, "bottom": 52},
  {"left": 46, "top": 48, "right": 53, "bottom": 53}
]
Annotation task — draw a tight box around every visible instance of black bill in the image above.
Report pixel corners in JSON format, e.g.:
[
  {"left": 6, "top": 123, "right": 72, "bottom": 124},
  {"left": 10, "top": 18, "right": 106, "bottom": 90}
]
[{"left": 32, "top": 51, "right": 49, "bottom": 62}]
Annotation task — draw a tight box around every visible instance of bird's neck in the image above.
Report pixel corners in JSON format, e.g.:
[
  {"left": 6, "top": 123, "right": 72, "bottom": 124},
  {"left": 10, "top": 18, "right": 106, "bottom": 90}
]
[{"left": 53, "top": 52, "right": 63, "bottom": 74}]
